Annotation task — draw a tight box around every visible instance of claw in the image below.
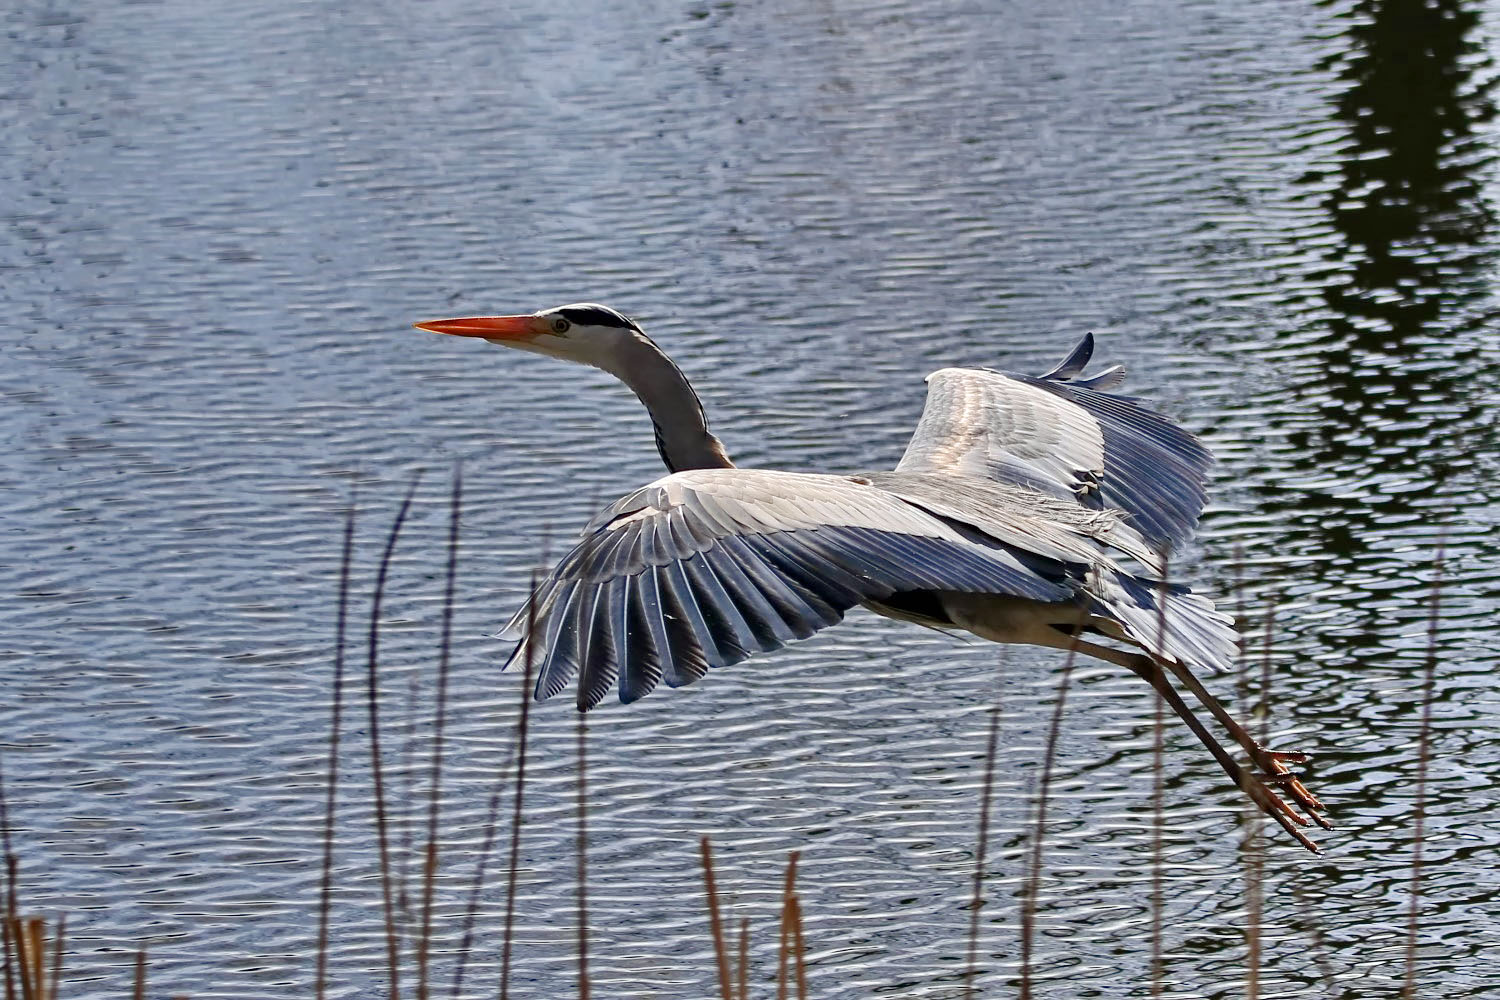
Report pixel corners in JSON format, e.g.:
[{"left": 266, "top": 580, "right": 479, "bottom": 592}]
[
  {"left": 1251, "top": 748, "right": 1329, "bottom": 821},
  {"left": 1264, "top": 749, "right": 1311, "bottom": 764}
]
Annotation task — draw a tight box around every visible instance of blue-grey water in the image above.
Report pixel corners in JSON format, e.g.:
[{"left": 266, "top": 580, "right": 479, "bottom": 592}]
[{"left": 3, "top": 0, "right": 1498, "bottom": 996}]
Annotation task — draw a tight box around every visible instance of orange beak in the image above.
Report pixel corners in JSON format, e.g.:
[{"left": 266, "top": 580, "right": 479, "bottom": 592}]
[{"left": 412, "top": 315, "right": 549, "bottom": 340}]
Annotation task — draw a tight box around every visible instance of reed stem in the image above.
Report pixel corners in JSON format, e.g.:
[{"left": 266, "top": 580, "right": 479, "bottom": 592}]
[
  {"left": 369, "top": 475, "right": 422, "bottom": 999},
  {"left": 699, "top": 837, "right": 732, "bottom": 1000},
  {"left": 1151, "top": 562, "right": 1170, "bottom": 998},
  {"left": 776, "top": 851, "right": 799, "bottom": 1000},
  {"left": 575, "top": 705, "right": 590, "bottom": 1000},
  {"left": 498, "top": 573, "right": 539, "bottom": 1000},
  {"left": 1018, "top": 641, "right": 1079, "bottom": 1000},
  {"left": 1402, "top": 542, "right": 1444, "bottom": 997},
  {"left": 418, "top": 468, "right": 463, "bottom": 1000},
  {"left": 964, "top": 658, "right": 1004, "bottom": 998},
  {"left": 315, "top": 502, "right": 357, "bottom": 1000}
]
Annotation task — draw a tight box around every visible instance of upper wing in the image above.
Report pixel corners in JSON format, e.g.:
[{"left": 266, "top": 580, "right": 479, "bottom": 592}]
[
  {"left": 895, "top": 333, "right": 1212, "bottom": 551},
  {"left": 503, "top": 468, "right": 1082, "bottom": 709}
]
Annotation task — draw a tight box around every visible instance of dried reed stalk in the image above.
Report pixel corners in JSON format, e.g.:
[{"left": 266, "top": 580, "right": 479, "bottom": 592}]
[
  {"left": 1151, "top": 562, "right": 1170, "bottom": 998},
  {"left": 575, "top": 705, "right": 590, "bottom": 1000},
  {"left": 776, "top": 851, "right": 800, "bottom": 1000},
  {"left": 1018, "top": 639, "right": 1079, "bottom": 1000},
  {"left": 964, "top": 659, "right": 1004, "bottom": 998},
  {"left": 1403, "top": 542, "right": 1444, "bottom": 997},
  {"left": 315, "top": 502, "right": 357, "bottom": 1000},
  {"left": 699, "top": 837, "right": 732, "bottom": 1000},
  {"left": 417, "top": 469, "right": 463, "bottom": 1000},
  {"left": 497, "top": 572, "right": 539, "bottom": 1000},
  {"left": 368, "top": 477, "right": 422, "bottom": 999}
]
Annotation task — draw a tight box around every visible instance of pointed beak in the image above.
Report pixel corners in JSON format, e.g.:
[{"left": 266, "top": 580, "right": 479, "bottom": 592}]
[{"left": 412, "top": 315, "right": 548, "bottom": 340}]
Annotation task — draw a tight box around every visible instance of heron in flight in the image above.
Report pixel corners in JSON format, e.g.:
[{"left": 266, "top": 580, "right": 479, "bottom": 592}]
[{"left": 414, "top": 303, "right": 1328, "bottom": 851}]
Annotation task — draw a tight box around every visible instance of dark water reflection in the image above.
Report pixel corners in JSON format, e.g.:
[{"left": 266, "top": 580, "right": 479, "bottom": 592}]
[
  {"left": 1273, "top": 0, "right": 1497, "bottom": 558},
  {"left": 2, "top": 0, "right": 1499, "bottom": 997}
]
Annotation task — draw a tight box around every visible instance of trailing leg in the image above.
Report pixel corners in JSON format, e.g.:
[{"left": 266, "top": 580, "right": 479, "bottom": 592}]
[{"left": 1068, "top": 638, "right": 1323, "bottom": 853}]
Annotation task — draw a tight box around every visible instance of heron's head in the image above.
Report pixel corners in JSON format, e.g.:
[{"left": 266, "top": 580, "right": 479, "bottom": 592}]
[{"left": 414, "top": 302, "right": 641, "bottom": 369}]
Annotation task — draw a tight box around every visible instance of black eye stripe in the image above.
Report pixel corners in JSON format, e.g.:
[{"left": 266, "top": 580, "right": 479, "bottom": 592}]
[{"left": 555, "top": 305, "right": 635, "bottom": 329}]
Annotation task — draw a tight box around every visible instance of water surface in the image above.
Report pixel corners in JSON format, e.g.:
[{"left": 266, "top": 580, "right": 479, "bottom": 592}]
[{"left": 2, "top": 0, "right": 1498, "bottom": 996}]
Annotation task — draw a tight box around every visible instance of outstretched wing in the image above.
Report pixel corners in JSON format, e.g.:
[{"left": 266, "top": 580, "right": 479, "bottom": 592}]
[
  {"left": 895, "top": 333, "right": 1212, "bottom": 551},
  {"left": 503, "top": 468, "right": 1081, "bottom": 709}
]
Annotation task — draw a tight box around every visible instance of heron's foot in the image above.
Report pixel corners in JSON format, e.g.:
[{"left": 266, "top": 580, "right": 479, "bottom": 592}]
[
  {"left": 1238, "top": 769, "right": 1324, "bottom": 853},
  {"left": 1248, "top": 743, "right": 1331, "bottom": 832}
]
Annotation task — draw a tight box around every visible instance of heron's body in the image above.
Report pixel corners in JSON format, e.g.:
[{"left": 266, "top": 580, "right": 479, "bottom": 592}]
[{"left": 414, "top": 303, "right": 1329, "bottom": 850}]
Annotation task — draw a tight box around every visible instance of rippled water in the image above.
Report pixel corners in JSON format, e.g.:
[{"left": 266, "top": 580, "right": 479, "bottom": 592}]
[{"left": 3, "top": 0, "right": 1498, "bottom": 996}]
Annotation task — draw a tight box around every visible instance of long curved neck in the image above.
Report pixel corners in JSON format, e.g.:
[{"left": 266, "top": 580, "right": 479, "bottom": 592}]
[{"left": 603, "top": 331, "right": 735, "bottom": 473}]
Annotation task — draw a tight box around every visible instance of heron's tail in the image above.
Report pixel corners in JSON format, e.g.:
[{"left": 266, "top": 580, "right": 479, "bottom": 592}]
[{"left": 1088, "top": 569, "right": 1239, "bottom": 675}]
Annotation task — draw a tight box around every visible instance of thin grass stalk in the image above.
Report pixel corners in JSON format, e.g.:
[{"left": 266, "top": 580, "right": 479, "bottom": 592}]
[
  {"left": 28, "top": 922, "right": 44, "bottom": 1000},
  {"left": 1231, "top": 544, "right": 1249, "bottom": 714},
  {"left": 397, "top": 673, "right": 421, "bottom": 940},
  {"left": 498, "top": 572, "right": 539, "bottom": 1000},
  {"left": 0, "top": 755, "right": 9, "bottom": 853},
  {"left": 0, "top": 921, "right": 11, "bottom": 1000},
  {"left": 1018, "top": 641, "right": 1079, "bottom": 1000},
  {"left": 9, "top": 918, "right": 32, "bottom": 1000},
  {"left": 447, "top": 743, "right": 517, "bottom": 1000},
  {"left": 699, "top": 837, "right": 733, "bottom": 1000},
  {"left": 964, "top": 658, "right": 1004, "bottom": 998},
  {"left": 0, "top": 775, "right": 15, "bottom": 1000},
  {"left": 417, "top": 468, "right": 463, "bottom": 1000},
  {"left": 315, "top": 502, "right": 357, "bottom": 1000},
  {"left": 1402, "top": 541, "right": 1445, "bottom": 998},
  {"left": 1245, "top": 804, "right": 1267, "bottom": 991},
  {"left": 369, "top": 476, "right": 422, "bottom": 1000},
  {"left": 448, "top": 568, "right": 532, "bottom": 999},
  {"left": 0, "top": 918, "right": 11, "bottom": 1000},
  {"left": 43, "top": 918, "right": 60, "bottom": 1000},
  {"left": 1244, "top": 808, "right": 1264, "bottom": 1000},
  {"left": 776, "top": 910, "right": 789, "bottom": 1000},
  {"left": 736, "top": 918, "right": 749, "bottom": 1000},
  {"left": 1, "top": 861, "right": 15, "bottom": 1000},
  {"left": 788, "top": 894, "right": 807, "bottom": 1000},
  {"left": 1287, "top": 878, "right": 1339, "bottom": 996},
  {"left": 1245, "top": 605, "right": 1276, "bottom": 999},
  {"left": 1232, "top": 549, "right": 1261, "bottom": 1000},
  {"left": 0, "top": 749, "right": 17, "bottom": 1000},
  {"left": 776, "top": 851, "right": 799, "bottom": 1000},
  {"left": 1151, "top": 560, "right": 1170, "bottom": 999},
  {"left": 27, "top": 922, "right": 41, "bottom": 1000},
  {"left": 575, "top": 704, "right": 590, "bottom": 1000},
  {"left": 22, "top": 921, "right": 35, "bottom": 1000},
  {"left": 1257, "top": 601, "right": 1274, "bottom": 751}
]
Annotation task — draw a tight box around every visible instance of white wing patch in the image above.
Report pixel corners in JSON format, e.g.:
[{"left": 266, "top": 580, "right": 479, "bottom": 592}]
[
  {"left": 619, "top": 469, "right": 975, "bottom": 541},
  {"left": 898, "top": 368, "right": 1106, "bottom": 498}
]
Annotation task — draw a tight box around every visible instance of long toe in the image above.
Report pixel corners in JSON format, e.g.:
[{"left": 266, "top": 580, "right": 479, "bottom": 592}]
[{"left": 1251, "top": 745, "right": 1329, "bottom": 823}]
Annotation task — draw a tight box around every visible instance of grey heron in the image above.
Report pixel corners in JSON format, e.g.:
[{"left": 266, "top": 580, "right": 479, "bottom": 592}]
[{"left": 414, "top": 303, "right": 1329, "bottom": 851}]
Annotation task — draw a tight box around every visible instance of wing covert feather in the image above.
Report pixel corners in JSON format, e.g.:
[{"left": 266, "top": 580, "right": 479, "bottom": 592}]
[{"left": 896, "top": 337, "right": 1211, "bottom": 550}]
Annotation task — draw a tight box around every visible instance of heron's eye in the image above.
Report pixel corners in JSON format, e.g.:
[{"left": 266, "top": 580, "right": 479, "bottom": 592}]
[{"left": 550, "top": 317, "right": 571, "bottom": 334}]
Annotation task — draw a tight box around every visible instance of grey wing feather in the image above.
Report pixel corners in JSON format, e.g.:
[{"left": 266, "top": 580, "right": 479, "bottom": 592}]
[
  {"left": 897, "top": 336, "right": 1210, "bottom": 551},
  {"left": 507, "top": 468, "right": 1079, "bottom": 708},
  {"left": 1087, "top": 569, "right": 1239, "bottom": 675},
  {"left": 1012, "top": 374, "right": 1210, "bottom": 550},
  {"left": 1037, "top": 332, "right": 1095, "bottom": 381}
]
